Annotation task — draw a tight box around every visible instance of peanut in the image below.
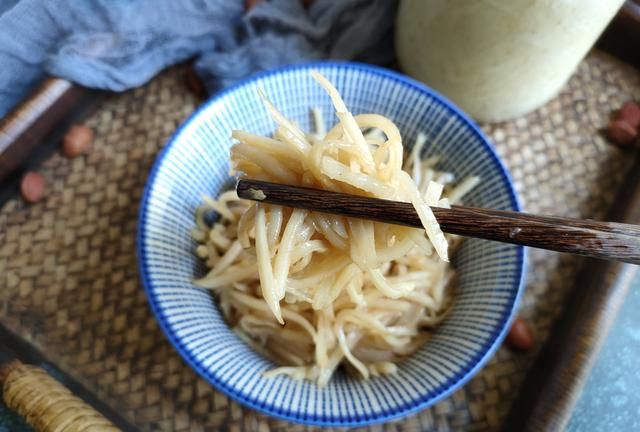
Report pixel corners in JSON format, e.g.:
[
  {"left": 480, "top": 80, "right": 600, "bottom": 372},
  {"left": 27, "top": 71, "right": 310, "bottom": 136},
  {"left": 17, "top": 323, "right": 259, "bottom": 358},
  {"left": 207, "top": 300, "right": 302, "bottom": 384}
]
[
  {"left": 63, "top": 124, "right": 93, "bottom": 158},
  {"left": 506, "top": 317, "right": 534, "bottom": 351},
  {"left": 20, "top": 172, "right": 45, "bottom": 204}
]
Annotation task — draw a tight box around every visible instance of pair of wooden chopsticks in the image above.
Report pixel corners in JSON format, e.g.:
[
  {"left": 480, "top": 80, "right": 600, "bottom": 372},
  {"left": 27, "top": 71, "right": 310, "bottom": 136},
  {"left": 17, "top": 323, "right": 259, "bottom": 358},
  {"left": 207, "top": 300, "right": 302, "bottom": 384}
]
[{"left": 237, "top": 179, "right": 640, "bottom": 265}]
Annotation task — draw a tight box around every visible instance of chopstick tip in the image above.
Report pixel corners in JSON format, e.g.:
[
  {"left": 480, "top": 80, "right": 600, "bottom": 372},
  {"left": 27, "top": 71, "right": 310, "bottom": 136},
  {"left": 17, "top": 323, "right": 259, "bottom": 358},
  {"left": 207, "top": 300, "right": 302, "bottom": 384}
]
[{"left": 237, "top": 179, "right": 266, "bottom": 201}]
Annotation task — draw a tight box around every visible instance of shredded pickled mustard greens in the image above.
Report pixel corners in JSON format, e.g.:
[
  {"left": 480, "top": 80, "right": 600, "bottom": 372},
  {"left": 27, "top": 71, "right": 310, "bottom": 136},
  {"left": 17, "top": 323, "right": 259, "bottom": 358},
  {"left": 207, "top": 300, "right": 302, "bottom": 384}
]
[{"left": 192, "top": 71, "right": 479, "bottom": 386}]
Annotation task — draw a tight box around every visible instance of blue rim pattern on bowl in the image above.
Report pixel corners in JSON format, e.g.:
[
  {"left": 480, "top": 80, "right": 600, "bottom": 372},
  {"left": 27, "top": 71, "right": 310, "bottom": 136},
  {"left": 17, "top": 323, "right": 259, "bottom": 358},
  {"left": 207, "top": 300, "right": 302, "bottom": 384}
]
[{"left": 137, "top": 61, "right": 527, "bottom": 426}]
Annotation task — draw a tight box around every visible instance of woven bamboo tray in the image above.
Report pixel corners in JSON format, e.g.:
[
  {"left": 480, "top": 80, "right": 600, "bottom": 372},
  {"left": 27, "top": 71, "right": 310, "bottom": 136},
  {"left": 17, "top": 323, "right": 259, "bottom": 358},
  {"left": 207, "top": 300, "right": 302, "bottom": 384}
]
[{"left": 1, "top": 50, "right": 639, "bottom": 431}]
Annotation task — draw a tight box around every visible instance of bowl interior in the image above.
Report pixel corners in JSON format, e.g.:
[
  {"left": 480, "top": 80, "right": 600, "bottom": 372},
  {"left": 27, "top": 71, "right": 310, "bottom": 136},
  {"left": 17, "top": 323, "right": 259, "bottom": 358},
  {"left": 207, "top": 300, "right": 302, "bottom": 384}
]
[{"left": 138, "top": 63, "right": 524, "bottom": 426}]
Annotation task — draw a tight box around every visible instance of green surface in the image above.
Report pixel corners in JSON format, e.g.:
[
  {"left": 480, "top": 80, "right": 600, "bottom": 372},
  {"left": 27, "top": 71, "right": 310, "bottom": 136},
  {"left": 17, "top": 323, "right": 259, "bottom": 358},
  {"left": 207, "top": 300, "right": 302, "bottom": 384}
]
[
  {"left": 566, "top": 271, "right": 640, "bottom": 431},
  {"left": 0, "top": 405, "right": 31, "bottom": 432}
]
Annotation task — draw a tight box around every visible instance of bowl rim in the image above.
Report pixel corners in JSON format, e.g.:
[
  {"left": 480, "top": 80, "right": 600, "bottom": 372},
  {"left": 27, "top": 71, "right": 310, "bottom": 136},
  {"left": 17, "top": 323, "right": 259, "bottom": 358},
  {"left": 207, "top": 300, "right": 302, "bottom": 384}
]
[{"left": 137, "top": 60, "right": 527, "bottom": 427}]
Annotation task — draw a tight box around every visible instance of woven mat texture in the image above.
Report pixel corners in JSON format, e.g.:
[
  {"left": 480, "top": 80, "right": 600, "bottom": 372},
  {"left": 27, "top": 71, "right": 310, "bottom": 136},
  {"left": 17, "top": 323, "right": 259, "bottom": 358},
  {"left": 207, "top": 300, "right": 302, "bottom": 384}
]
[{"left": 1, "top": 51, "right": 639, "bottom": 431}]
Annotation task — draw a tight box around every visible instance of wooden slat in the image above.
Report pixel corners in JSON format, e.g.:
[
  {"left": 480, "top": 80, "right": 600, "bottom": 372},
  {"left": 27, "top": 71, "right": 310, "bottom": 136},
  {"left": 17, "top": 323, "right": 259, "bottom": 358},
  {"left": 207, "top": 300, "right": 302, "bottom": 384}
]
[{"left": 597, "top": 0, "right": 640, "bottom": 68}]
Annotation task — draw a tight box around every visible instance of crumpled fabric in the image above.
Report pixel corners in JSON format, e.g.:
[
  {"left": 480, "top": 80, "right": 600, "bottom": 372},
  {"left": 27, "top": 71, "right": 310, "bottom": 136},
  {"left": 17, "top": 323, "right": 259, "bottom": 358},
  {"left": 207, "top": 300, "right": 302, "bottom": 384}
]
[{"left": 0, "top": 0, "right": 397, "bottom": 118}]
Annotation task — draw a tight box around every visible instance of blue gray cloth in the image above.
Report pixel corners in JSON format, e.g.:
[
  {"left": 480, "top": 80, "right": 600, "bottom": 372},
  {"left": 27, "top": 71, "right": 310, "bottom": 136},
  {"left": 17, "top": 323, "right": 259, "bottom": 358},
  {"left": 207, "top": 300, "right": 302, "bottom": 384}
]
[{"left": 0, "top": 0, "right": 397, "bottom": 118}]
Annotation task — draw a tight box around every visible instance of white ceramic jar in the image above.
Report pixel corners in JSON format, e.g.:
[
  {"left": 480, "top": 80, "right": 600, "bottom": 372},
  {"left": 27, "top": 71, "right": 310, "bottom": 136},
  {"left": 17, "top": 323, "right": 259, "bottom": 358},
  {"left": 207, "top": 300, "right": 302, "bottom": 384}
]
[{"left": 396, "top": 0, "right": 626, "bottom": 122}]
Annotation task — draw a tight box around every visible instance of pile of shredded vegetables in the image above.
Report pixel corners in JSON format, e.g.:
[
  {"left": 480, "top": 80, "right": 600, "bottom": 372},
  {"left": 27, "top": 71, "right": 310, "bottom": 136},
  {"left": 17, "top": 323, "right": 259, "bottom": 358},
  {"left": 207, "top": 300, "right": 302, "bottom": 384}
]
[{"left": 192, "top": 71, "right": 479, "bottom": 386}]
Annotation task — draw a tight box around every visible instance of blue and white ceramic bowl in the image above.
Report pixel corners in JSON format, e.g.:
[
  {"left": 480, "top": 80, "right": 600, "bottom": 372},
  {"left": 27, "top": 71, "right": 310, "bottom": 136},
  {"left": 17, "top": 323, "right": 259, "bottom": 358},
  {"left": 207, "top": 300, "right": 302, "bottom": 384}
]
[{"left": 138, "top": 62, "right": 526, "bottom": 426}]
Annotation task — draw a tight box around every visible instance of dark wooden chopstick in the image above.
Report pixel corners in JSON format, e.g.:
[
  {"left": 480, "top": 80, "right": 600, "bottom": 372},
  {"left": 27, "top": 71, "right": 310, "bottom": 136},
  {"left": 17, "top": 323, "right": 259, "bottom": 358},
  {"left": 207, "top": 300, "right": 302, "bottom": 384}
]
[{"left": 236, "top": 179, "right": 640, "bottom": 265}]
